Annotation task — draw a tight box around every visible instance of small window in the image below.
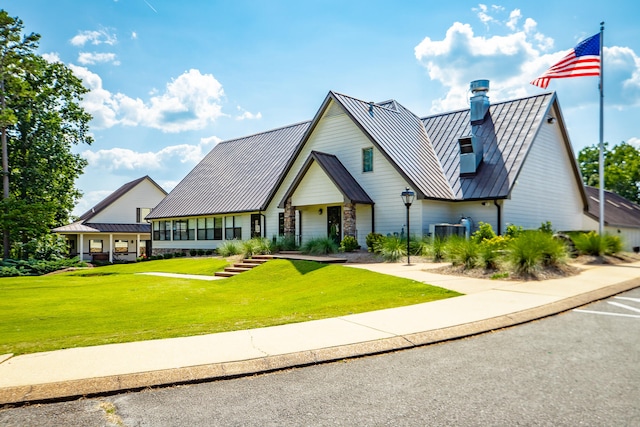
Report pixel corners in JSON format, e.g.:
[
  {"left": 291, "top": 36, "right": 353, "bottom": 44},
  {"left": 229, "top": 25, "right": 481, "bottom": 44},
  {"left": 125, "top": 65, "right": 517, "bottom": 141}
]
[
  {"left": 89, "top": 239, "right": 103, "bottom": 253},
  {"left": 137, "top": 208, "right": 152, "bottom": 223},
  {"left": 114, "top": 240, "right": 129, "bottom": 253},
  {"left": 279, "top": 212, "right": 285, "bottom": 236},
  {"left": 153, "top": 220, "right": 171, "bottom": 241},
  {"left": 362, "top": 147, "right": 373, "bottom": 172}
]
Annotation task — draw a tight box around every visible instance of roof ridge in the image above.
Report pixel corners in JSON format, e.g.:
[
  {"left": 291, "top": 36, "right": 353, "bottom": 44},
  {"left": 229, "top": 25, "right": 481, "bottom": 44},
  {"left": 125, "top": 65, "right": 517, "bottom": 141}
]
[
  {"left": 218, "top": 120, "right": 312, "bottom": 145},
  {"left": 420, "top": 91, "right": 555, "bottom": 120},
  {"left": 331, "top": 91, "right": 400, "bottom": 114}
]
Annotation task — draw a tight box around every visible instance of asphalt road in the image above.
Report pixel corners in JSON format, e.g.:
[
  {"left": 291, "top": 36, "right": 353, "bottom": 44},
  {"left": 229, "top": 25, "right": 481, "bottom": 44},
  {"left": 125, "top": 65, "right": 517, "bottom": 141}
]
[{"left": 1, "top": 288, "right": 639, "bottom": 426}]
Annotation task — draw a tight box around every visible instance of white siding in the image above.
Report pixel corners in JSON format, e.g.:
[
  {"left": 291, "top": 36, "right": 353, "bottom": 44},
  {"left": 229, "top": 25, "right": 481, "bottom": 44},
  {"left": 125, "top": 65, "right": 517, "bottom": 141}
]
[
  {"left": 504, "top": 120, "right": 584, "bottom": 232},
  {"left": 263, "top": 100, "right": 415, "bottom": 247},
  {"left": 291, "top": 163, "right": 343, "bottom": 206},
  {"left": 91, "top": 179, "right": 166, "bottom": 224}
]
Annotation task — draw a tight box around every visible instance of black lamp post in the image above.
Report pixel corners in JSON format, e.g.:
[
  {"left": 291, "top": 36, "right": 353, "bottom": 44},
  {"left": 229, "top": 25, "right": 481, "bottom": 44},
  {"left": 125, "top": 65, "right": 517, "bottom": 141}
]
[{"left": 401, "top": 187, "right": 415, "bottom": 265}]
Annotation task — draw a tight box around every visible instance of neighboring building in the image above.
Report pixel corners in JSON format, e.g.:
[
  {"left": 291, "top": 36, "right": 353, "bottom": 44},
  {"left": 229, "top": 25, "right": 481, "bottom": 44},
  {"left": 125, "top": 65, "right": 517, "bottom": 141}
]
[
  {"left": 583, "top": 186, "right": 640, "bottom": 252},
  {"left": 146, "top": 80, "right": 588, "bottom": 254},
  {"left": 53, "top": 176, "right": 167, "bottom": 262}
]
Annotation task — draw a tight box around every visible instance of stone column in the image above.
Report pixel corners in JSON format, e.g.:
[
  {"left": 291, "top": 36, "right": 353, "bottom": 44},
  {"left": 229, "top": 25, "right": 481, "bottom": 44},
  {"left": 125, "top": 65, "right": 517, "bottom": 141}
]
[
  {"left": 343, "top": 202, "right": 356, "bottom": 237},
  {"left": 284, "top": 198, "right": 296, "bottom": 238}
]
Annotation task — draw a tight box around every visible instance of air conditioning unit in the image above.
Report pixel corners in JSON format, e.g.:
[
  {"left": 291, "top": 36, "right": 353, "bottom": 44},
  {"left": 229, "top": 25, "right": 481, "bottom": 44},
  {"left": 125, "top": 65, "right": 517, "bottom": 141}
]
[{"left": 433, "top": 224, "right": 466, "bottom": 239}]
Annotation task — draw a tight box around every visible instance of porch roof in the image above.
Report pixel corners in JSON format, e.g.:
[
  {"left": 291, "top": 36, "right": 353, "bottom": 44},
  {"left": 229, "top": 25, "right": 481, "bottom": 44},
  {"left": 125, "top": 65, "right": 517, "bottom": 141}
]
[
  {"left": 52, "top": 222, "right": 151, "bottom": 234},
  {"left": 278, "top": 151, "right": 374, "bottom": 208}
]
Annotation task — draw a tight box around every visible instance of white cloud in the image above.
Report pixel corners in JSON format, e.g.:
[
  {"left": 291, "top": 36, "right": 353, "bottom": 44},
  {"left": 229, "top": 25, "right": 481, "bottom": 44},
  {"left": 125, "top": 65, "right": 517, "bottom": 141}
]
[
  {"left": 78, "top": 52, "right": 120, "bottom": 65},
  {"left": 70, "top": 66, "right": 227, "bottom": 132},
  {"left": 42, "top": 52, "right": 61, "bottom": 63},
  {"left": 414, "top": 8, "right": 640, "bottom": 112},
  {"left": 235, "top": 106, "right": 262, "bottom": 120},
  {"left": 70, "top": 29, "right": 117, "bottom": 47},
  {"left": 131, "top": 31, "right": 138, "bottom": 40},
  {"left": 81, "top": 137, "right": 219, "bottom": 172}
]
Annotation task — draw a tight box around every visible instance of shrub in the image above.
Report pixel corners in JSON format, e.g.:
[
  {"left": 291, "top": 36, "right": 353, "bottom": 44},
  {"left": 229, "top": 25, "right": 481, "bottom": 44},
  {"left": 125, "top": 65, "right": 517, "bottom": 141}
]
[
  {"left": 505, "top": 224, "right": 524, "bottom": 238},
  {"left": 538, "top": 221, "right": 554, "bottom": 234},
  {"left": 197, "top": 249, "right": 205, "bottom": 256},
  {"left": 241, "top": 238, "right": 272, "bottom": 257},
  {"left": 378, "top": 235, "right": 406, "bottom": 262},
  {"left": 189, "top": 249, "right": 197, "bottom": 257},
  {"left": 366, "top": 232, "right": 384, "bottom": 253},
  {"left": 508, "top": 230, "right": 566, "bottom": 275},
  {"left": 273, "top": 235, "right": 299, "bottom": 252},
  {"left": 478, "top": 238, "right": 505, "bottom": 270},
  {"left": 471, "top": 222, "right": 496, "bottom": 243},
  {"left": 573, "top": 231, "right": 605, "bottom": 256},
  {"left": 0, "top": 257, "right": 86, "bottom": 277},
  {"left": 340, "top": 235, "right": 360, "bottom": 252},
  {"left": 409, "top": 236, "right": 429, "bottom": 256},
  {"left": 429, "top": 237, "right": 446, "bottom": 262},
  {"left": 445, "top": 236, "right": 479, "bottom": 269},
  {"left": 604, "top": 234, "right": 623, "bottom": 255},
  {"left": 164, "top": 253, "right": 174, "bottom": 259},
  {"left": 302, "top": 237, "right": 338, "bottom": 255},
  {"left": 218, "top": 240, "right": 241, "bottom": 257},
  {"left": 205, "top": 249, "right": 213, "bottom": 256}
]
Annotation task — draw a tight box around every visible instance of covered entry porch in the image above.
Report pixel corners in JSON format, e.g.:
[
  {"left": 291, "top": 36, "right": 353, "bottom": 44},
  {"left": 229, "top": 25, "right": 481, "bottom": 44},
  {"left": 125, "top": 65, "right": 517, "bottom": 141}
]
[{"left": 278, "top": 151, "right": 374, "bottom": 247}]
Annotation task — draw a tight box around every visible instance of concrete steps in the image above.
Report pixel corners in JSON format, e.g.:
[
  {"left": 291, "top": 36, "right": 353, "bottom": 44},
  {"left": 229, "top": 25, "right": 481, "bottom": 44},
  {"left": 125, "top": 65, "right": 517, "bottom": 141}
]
[{"left": 214, "top": 255, "right": 273, "bottom": 277}]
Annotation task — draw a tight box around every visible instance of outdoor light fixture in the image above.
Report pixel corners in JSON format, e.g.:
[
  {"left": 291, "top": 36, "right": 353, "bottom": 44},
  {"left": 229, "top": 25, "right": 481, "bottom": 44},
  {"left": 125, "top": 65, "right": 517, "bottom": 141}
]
[
  {"left": 318, "top": 208, "right": 323, "bottom": 215},
  {"left": 401, "top": 187, "right": 415, "bottom": 265},
  {"left": 547, "top": 116, "right": 556, "bottom": 124}
]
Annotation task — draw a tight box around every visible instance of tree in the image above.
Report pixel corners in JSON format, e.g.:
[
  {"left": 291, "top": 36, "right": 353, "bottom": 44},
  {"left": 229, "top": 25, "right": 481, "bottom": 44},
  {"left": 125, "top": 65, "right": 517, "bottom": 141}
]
[
  {"left": 0, "top": 10, "right": 92, "bottom": 258},
  {"left": 577, "top": 142, "right": 640, "bottom": 204}
]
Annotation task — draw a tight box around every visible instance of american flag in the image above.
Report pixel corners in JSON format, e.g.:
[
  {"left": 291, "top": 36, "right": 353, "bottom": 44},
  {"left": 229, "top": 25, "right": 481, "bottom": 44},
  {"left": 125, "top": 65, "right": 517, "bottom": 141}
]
[{"left": 531, "top": 33, "right": 601, "bottom": 89}]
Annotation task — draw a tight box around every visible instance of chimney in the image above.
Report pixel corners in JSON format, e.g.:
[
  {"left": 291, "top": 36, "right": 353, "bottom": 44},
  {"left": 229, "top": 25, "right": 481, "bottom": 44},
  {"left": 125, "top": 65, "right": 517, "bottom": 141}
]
[
  {"left": 469, "top": 79, "right": 490, "bottom": 124},
  {"left": 459, "top": 79, "right": 490, "bottom": 175}
]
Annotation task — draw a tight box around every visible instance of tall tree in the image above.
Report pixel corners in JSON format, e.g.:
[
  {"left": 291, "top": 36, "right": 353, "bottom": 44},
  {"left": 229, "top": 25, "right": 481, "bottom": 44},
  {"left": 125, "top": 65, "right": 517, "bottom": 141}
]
[
  {"left": 577, "top": 142, "right": 640, "bottom": 203},
  {"left": 0, "top": 10, "right": 92, "bottom": 258}
]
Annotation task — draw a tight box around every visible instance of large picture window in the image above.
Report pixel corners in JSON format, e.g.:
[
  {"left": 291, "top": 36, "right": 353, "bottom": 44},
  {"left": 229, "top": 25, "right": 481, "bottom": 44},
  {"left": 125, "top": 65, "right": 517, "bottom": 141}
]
[
  {"left": 153, "top": 220, "right": 171, "bottom": 240},
  {"left": 225, "top": 216, "right": 242, "bottom": 240},
  {"left": 197, "top": 217, "right": 222, "bottom": 240},
  {"left": 173, "top": 220, "right": 189, "bottom": 240},
  {"left": 362, "top": 147, "right": 373, "bottom": 172}
]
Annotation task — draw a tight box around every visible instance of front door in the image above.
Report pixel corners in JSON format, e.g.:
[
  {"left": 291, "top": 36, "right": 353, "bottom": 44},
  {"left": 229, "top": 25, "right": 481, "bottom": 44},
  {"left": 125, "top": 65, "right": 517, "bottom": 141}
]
[
  {"left": 251, "top": 214, "right": 262, "bottom": 238},
  {"left": 327, "top": 206, "right": 341, "bottom": 244}
]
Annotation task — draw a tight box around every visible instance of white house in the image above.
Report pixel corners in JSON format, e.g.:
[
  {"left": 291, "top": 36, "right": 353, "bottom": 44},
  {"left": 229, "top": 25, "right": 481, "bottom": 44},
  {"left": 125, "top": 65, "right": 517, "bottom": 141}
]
[
  {"left": 53, "top": 176, "right": 167, "bottom": 262},
  {"left": 146, "top": 80, "right": 589, "bottom": 253},
  {"left": 583, "top": 186, "right": 640, "bottom": 252}
]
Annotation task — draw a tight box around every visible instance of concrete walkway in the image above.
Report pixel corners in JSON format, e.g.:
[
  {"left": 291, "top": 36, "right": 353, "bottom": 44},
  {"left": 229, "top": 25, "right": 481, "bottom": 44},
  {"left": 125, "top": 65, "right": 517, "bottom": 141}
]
[{"left": 1, "top": 261, "right": 639, "bottom": 405}]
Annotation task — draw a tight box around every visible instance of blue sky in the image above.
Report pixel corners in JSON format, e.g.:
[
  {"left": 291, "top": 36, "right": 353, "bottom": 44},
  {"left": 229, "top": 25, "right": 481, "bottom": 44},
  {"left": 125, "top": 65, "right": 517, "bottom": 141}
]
[{"left": 5, "top": 1, "right": 640, "bottom": 216}]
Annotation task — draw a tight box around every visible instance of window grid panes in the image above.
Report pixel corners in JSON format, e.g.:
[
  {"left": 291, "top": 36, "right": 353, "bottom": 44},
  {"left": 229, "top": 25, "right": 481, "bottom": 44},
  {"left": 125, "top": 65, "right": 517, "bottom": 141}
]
[{"left": 363, "top": 147, "right": 373, "bottom": 172}]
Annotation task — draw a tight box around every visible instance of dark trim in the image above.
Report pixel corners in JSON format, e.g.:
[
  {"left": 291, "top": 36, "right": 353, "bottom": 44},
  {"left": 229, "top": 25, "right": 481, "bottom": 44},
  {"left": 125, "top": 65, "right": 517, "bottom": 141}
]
[{"left": 494, "top": 199, "right": 502, "bottom": 236}]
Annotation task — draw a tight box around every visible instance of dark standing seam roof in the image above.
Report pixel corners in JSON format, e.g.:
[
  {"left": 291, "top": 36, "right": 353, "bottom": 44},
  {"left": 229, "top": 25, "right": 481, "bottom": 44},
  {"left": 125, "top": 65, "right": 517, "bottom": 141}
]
[
  {"left": 584, "top": 186, "right": 640, "bottom": 228},
  {"left": 278, "top": 151, "right": 374, "bottom": 208},
  {"left": 146, "top": 121, "right": 310, "bottom": 219},
  {"left": 422, "top": 92, "right": 554, "bottom": 200},
  {"left": 330, "top": 92, "right": 454, "bottom": 200},
  {"left": 79, "top": 175, "right": 166, "bottom": 221}
]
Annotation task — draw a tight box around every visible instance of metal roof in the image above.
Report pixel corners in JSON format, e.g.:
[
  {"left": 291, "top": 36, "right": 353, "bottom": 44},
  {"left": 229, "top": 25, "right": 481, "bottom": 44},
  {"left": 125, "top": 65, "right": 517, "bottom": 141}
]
[
  {"left": 331, "top": 92, "right": 454, "bottom": 200},
  {"left": 79, "top": 175, "right": 166, "bottom": 221},
  {"left": 52, "top": 222, "right": 151, "bottom": 233},
  {"left": 146, "top": 121, "right": 311, "bottom": 219},
  {"left": 584, "top": 186, "right": 640, "bottom": 228},
  {"left": 422, "top": 92, "right": 555, "bottom": 200},
  {"left": 278, "top": 151, "right": 374, "bottom": 208}
]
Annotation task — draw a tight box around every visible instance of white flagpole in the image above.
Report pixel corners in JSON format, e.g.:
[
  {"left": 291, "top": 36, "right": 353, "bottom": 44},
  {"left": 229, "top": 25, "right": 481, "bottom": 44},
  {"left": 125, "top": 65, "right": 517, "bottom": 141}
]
[{"left": 598, "top": 22, "right": 605, "bottom": 235}]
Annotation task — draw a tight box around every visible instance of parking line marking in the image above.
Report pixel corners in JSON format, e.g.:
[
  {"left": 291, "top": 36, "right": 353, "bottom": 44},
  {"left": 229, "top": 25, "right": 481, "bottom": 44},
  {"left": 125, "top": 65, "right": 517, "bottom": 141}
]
[
  {"left": 614, "top": 297, "right": 640, "bottom": 303},
  {"left": 608, "top": 301, "right": 640, "bottom": 314},
  {"left": 573, "top": 309, "right": 640, "bottom": 319}
]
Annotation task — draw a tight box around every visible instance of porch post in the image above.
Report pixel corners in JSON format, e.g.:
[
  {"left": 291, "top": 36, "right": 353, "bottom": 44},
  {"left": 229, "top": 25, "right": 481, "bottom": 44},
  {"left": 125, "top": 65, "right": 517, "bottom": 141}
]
[
  {"left": 109, "top": 234, "right": 113, "bottom": 263},
  {"left": 137, "top": 233, "right": 141, "bottom": 257},
  {"left": 79, "top": 233, "right": 84, "bottom": 262},
  {"left": 284, "top": 197, "right": 296, "bottom": 238},
  {"left": 343, "top": 202, "right": 356, "bottom": 237}
]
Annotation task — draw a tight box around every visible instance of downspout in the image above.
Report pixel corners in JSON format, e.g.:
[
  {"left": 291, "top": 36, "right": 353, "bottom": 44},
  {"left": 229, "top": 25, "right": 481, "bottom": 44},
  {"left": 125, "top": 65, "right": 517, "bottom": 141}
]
[{"left": 494, "top": 200, "right": 502, "bottom": 236}]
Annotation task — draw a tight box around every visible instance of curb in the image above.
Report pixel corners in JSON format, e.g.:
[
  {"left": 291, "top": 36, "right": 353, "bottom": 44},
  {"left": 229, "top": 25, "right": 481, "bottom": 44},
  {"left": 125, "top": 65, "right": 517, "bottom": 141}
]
[{"left": 2, "top": 277, "right": 639, "bottom": 406}]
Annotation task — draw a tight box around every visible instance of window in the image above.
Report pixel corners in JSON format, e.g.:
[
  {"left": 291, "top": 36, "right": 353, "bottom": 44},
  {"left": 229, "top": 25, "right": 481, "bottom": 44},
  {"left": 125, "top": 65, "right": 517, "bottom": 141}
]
[
  {"left": 225, "top": 216, "right": 242, "bottom": 240},
  {"left": 89, "top": 239, "right": 103, "bottom": 253},
  {"left": 362, "top": 147, "right": 373, "bottom": 172},
  {"left": 153, "top": 220, "right": 171, "bottom": 240},
  {"left": 136, "top": 207, "right": 152, "bottom": 223},
  {"left": 197, "top": 217, "right": 222, "bottom": 240},
  {"left": 279, "top": 212, "right": 285, "bottom": 236},
  {"left": 114, "top": 240, "right": 129, "bottom": 253},
  {"left": 173, "top": 219, "right": 192, "bottom": 240}
]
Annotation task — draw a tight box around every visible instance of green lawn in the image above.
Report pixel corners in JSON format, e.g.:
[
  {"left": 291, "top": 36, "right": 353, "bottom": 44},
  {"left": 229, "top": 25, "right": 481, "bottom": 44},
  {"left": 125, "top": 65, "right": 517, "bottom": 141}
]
[{"left": 0, "top": 258, "right": 460, "bottom": 355}]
